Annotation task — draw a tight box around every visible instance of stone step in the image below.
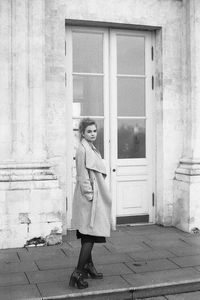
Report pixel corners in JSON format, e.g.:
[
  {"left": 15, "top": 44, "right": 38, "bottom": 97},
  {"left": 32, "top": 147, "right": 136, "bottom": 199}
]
[{"left": 42, "top": 279, "right": 200, "bottom": 300}]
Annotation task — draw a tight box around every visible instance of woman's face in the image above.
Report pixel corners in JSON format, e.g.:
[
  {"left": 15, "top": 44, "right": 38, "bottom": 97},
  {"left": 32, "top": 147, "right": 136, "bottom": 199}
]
[{"left": 82, "top": 124, "right": 97, "bottom": 143}]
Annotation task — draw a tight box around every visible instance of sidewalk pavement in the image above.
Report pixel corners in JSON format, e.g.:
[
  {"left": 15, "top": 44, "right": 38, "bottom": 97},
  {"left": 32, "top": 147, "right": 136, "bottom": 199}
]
[{"left": 1, "top": 225, "right": 200, "bottom": 300}]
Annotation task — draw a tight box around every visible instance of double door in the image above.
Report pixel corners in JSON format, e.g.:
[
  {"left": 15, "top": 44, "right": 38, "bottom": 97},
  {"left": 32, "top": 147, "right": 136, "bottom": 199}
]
[{"left": 65, "top": 26, "right": 155, "bottom": 228}]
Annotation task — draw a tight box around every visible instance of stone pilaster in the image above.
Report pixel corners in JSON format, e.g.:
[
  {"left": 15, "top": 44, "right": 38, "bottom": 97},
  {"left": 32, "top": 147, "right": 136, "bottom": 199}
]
[
  {"left": 0, "top": 0, "right": 63, "bottom": 248},
  {"left": 173, "top": 0, "right": 200, "bottom": 232},
  {"left": 0, "top": 0, "right": 12, "bottom": 160},
  {"left": 10, "top": 0, "right": 46, "bottom": 160}
]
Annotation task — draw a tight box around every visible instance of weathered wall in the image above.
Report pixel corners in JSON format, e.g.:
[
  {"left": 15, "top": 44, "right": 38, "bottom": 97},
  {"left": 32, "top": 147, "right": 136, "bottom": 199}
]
[
  {"left": 45, "top": 0, "right": 184, "bottom": 227},
  {"left": 0, "top": 0, "right": 187, "bottom": 248},
  {"left": 0, "top": 0, "right": 63, "bottom": 249}
]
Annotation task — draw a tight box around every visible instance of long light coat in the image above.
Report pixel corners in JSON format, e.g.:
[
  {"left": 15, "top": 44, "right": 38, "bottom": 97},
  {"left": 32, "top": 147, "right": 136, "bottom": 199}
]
[{"left": 72, "top": 138, "right": 112, "bottom": 237}]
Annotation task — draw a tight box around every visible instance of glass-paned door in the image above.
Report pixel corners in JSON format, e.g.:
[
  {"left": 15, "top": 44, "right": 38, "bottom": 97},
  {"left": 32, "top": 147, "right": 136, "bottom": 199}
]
[
  {"left": 66, "top": 26, "right": 155, "bottom": 229},
  {"left": 110, "top": 30, "right": 155, "bottom": 225}
]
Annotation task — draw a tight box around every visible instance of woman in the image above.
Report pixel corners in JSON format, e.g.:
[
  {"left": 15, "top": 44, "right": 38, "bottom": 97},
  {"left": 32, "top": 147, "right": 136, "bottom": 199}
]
[{"left": 69, "top": 118, "right": 112, "bottom": 289}]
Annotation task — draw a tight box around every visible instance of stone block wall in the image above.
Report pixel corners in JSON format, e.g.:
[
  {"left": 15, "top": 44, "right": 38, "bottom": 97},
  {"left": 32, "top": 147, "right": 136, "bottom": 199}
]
[
  {"left": 0, "top": 163, "right": 63, "bottom": 249},
  {"left": 0, "top": 0, "right": 197, "bottom": 247},
  {"left": 0, "top": 0, "right": 64, "bottom": 248}
]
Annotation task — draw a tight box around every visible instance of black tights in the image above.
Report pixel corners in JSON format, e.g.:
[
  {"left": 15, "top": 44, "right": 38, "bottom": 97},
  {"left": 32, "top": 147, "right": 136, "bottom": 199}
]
[{"left": 77, "top": 240, "right": 94, "bottom": 271}]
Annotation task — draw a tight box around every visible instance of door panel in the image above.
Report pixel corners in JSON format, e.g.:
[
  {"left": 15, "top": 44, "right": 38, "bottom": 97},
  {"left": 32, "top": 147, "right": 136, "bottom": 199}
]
[
  {"left": 110, "top": 30, "right": 154, "bottom": 224},
  {"left": 117, "top": 179, "right": 148, "bottom": 214}
]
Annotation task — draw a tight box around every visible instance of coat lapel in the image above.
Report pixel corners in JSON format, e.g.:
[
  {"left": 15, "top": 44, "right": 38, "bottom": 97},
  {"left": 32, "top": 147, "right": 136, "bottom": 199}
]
[{"left": 81, "top": 139, "right": 107, "bottom": 175}]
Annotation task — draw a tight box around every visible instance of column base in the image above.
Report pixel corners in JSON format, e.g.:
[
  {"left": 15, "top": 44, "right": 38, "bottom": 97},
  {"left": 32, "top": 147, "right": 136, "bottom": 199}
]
[
  {"left": 0, "top": 162, "right": 63, "bottom": 249},
  {"left": 173, "top": 161, "right": 200, "bottom": 233}
]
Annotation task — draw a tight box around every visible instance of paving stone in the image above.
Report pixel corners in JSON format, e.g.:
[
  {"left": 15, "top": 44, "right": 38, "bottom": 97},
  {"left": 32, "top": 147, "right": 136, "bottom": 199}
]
[
  {"left": 124, "top": 225, "right": 167, "bottom": 235},
  {"left": 18, "top": 248, "right": 66, "bottom": 261},
  {"left": 110, "top": 229, "right": 131, "bottom": 237},
  {"left": 37, "top": 275, "right": 130, "bottom": 299},
  {"left": 165, "top": 227, "right": 190, "bottom": 236},
  {"left": 93, "top": 253, "right": 133, "bottom": 265},
  {"left": 61, "top": 248, "right": 80, "bottom": 257},
  {"left": 167, "top": 246, "right": 200, "bottom": 257},
  {"left": 0, "top": 252, "right": 20, "bottom": 263},
  {"left": 63, "top": 245, "right": 111, "bottom": 257},
  {"left": 180, "top": 237, "right": 200, "bottom": 247},
  {"left": 105, "top": 242, "right": 150, "bottom": 253},
  {"left": 26, "top": 268, "right": 74, "bottom": 283},
  {"left": 97, "top": 262, "right": 133, "bottom": 276},
  {"left": 147, "top": 233, "right": 184, "bottom": 241},
  {"left": 125, "top": 259, "right": 179, "bottom": 273},
  {"left": 122, "top": 267, "right": 200, "bottom": 287},
  {"left": 108, "top": 234, "right": 149, "bottom": 244},
  {"left": 144, "top": 240, "right": 188, "bottom": 250},
  {"left": 169, "top": 255, "right": 200, "bottom": 267},
  {"left": 165, "top": 291, "right": 200, "bottom": 299},
  {"left": 129, "top": 249, "right": 176, "bottom": 261},
  {"left": 90, "top": 244, "right": 112, "bottom": 255},
  {"left": 109, "top": 236, "right": 148, "bottom": 245},
  {"left": 0, "top": 261, "right": 38, "bottom": 273},
  {"left": 35, "top": 257, "right": 77, "bottom": 270},
  {"left": 0, "top": 284, "right": 41, "bottom": 300},
  {"left": 0, "top": 272, "right": 28, "bottom": 286}
]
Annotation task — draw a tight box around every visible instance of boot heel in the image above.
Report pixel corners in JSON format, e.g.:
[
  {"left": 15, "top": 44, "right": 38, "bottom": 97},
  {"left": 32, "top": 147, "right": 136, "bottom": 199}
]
[
  {"left": 84, "top": 262, "right": 103, "bottom": 279},
  {"left": 69, "top": 275, "right": 76, "bottom": 287},
  {"left": 69, "top": 269, "right": 88, "bottom": 289}
]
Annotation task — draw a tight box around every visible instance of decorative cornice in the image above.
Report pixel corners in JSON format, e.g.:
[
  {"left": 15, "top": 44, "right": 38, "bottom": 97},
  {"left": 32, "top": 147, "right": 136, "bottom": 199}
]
[{"left": 0, "top": 162, "right": 57, "bottom": 182}]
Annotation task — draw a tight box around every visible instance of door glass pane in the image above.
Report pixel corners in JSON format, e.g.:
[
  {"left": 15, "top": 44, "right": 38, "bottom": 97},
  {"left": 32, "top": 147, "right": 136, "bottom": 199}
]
[
  {"left": 118, "top": 119, "right": 146, "bottom": 158},
  {"left": 117, "top": 35, "right": 145, "bottom": 75},
  {"left": 73, "top": 31, "right": 103, "bottom": 73},
  {"left": 118, "top": 77, "right": 145, "bottom": 117},
  {"left": 73, "top": 118, "right": 104, "bottom": 158},
  {"left": 73, "top": 75, "right": 104, "bottom": 116}
]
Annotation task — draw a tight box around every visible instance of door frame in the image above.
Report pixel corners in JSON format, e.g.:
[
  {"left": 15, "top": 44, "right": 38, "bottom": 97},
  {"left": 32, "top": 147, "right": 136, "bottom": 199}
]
[{"left": 65, "top": 25, "right": 156, "bottom": 230}]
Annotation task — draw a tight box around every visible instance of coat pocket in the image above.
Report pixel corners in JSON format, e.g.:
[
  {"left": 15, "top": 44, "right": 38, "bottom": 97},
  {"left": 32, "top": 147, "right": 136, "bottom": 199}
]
[{"left": 79, "top": 179, "right": 93, "bottom": 201}]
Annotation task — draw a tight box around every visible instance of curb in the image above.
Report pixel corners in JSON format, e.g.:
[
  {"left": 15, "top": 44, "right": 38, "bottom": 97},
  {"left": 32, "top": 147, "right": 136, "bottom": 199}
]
[{"left": 42, "top": 279, "right": 200, "bottom": 299}]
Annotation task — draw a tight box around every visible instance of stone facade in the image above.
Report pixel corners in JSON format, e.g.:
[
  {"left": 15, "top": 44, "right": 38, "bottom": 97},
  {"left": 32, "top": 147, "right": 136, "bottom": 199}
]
[
  {"left": 0, "top": 0, "right": 199, "bottom": 248},
  {"left": 0, "top": 0, "right": 63, "bottom": 249}
]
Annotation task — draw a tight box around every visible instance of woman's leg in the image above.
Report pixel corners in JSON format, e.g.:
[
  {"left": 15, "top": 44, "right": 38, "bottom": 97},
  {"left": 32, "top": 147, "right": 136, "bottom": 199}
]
[
  {"left": 81, "top": 241, "right": 103, "bottom": 279},
  {"left": 69, "top": 240, "right": 93, "bottom": 289},
  {"left": 77, "top": 241, "right": 94, "bottom": 271}
]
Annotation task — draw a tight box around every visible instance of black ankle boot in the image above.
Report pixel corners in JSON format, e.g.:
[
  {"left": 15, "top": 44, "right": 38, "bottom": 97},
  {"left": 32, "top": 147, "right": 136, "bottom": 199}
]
[
  {"left": 69, "top": 269, "right": 89, "bottom": 289},
  {"left": 84, "top": 262, "right": 103, "bottom": 279}
]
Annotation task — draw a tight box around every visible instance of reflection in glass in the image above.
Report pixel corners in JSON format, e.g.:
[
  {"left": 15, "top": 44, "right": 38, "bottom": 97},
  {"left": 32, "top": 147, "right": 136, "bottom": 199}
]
[
  {"left": 73, "top": 32, "right": 103, "bottom": 73},
  {"left": 73, "top": 118, "right": 104, "bottom": 158},
  {"left": 117, "top": 35, "right": 145, "bottom": 75},
  {"left": 73, "top": 75, "right": 104, "bottom": 116},
  {"left": 118, "top": 119, "right": 145, "bottom": 159},
  {"left": 118, "top": 77, "right": 145, "bottom": 117},
  {"left": 94, "top": 119, "right": 104, "bottom": 158}
]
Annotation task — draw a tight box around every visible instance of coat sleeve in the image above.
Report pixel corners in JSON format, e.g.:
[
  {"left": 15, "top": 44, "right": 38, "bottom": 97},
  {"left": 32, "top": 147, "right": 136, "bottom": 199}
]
[{"left": 76, "top": 148, "right": 93, "bottom": 201}]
